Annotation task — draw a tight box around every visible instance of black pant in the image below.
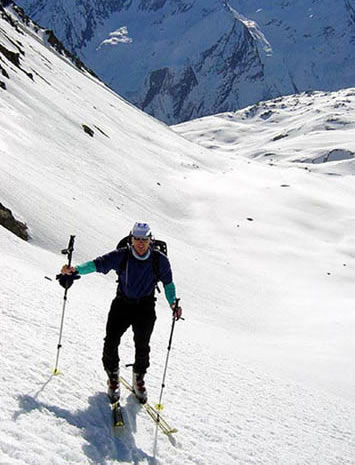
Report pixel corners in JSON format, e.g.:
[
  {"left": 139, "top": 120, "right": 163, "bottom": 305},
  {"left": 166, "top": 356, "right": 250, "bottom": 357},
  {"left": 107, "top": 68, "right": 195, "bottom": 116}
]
[{"left": 102, "top": 296, "right": 156, "bottom": 375}]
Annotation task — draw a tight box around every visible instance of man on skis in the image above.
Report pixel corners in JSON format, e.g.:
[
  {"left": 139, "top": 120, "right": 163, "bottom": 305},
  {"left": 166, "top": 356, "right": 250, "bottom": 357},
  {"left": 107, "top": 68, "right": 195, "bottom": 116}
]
[{"left": 59, "top": 222, "right": 182, "bottom": 404}]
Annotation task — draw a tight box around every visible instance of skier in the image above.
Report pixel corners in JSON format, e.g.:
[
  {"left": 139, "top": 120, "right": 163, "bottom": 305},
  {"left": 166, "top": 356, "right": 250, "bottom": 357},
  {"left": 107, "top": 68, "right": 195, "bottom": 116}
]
[{"left": 59, "top": 222, "right": 182, "bottom": 404}]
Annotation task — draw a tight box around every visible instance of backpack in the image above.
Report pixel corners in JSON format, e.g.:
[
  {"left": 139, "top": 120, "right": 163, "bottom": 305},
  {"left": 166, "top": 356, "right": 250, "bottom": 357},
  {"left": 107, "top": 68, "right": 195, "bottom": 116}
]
[{"left": 116, "top": 235, "right": 168, "bottom": 293}]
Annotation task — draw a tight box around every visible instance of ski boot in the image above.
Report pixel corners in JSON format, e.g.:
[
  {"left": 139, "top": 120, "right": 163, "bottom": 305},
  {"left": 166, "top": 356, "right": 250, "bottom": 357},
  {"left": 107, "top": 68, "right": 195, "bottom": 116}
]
[
  {"left": 106, "top": 369, "right": 120, "bottom": 403},
  {"left": 132, "top": 371, "right": 147, "bottom": 404}
]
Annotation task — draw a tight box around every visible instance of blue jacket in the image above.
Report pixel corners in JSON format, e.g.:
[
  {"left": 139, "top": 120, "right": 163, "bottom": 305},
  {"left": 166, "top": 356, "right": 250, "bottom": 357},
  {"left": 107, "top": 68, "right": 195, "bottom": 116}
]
[{"left": 77, "top": 247, "right": 175, "bottom": 302}]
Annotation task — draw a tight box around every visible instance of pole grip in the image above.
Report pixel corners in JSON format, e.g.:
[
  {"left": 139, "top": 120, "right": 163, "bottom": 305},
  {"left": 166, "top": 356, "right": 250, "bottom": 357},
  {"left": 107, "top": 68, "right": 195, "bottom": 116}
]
[{"left": 67, "top": 235, "right": 76, "bottom": 267}]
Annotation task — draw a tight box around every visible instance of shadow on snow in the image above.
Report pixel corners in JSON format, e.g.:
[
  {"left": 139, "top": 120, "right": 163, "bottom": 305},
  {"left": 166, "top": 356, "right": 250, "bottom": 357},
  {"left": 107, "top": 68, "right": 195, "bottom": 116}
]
[{"left": 14, "top": 376, "right": 159, "bottom": 465}]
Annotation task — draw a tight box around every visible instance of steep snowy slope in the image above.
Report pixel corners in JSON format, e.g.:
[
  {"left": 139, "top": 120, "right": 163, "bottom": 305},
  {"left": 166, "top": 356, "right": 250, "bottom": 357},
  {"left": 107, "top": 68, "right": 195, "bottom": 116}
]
[
  {"left": 15, "top": 0, "right": 355, "bottom": 124},
  {"left": 0, "top": 3, "right": 354, "bottom": 465}
]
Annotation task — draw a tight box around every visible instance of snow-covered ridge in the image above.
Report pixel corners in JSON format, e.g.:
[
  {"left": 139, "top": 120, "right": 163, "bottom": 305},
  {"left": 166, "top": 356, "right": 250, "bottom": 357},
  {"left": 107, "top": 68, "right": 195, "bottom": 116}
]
[
  {"left": 174, "top": 89, "right": 355, "bottom": 176},
  {"left": 226, "top": 1, "right": 273, "bottom": 56},
  {"left": 0, "top": 3, "right": 354, "bottom": 464}
]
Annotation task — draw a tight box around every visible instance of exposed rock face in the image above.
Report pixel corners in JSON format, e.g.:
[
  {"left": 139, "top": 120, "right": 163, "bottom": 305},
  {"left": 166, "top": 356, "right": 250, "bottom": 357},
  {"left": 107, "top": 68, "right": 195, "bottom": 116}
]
[
  {"left": 0, "top": 202, "right": 29, "bottom": 241},
  {"left": 14, "top": 0, "right": 355, "bottom": 124}
]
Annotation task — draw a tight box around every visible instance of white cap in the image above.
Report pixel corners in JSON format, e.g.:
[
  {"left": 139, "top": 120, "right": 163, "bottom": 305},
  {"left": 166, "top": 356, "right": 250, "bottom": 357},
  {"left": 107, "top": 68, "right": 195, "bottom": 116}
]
[{"left": 131, "top": 222, "right": 152, "bottom": 238}]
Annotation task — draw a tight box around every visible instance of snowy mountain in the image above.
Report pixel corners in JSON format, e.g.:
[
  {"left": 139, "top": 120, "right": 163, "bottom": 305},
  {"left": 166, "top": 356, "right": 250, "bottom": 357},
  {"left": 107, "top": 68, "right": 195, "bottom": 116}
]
[
  {"left": 13, "top": 0, "right": 355, "bottom": 124},
  {"left": 174, "top": 89, "right": 355, "bottom": 175},
  {"left": 1, "top": 2, "right": 355, "bottom": 464}
]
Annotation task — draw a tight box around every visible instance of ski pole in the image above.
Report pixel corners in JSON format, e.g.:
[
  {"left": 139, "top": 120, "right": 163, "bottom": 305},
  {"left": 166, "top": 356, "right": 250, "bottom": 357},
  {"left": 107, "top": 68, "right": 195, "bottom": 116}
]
[
  {"left": 155, "top": 298, "right": 181, "bottom": 412},
  {"left": 53, "top": 235, "right": 76, "bottom": 375}
]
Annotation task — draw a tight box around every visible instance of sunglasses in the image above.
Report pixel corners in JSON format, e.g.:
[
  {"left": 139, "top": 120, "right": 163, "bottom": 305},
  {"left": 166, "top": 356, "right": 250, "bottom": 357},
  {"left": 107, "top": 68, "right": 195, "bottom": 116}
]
[{"left": 132, "top": 236, "right": 150, "bottom": 242}]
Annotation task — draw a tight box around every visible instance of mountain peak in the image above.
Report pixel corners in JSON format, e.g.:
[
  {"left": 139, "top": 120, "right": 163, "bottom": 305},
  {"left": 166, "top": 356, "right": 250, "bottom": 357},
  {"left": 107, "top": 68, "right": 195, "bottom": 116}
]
[{"left": 13, "top": 0, "right": 355, "bottom": 124}]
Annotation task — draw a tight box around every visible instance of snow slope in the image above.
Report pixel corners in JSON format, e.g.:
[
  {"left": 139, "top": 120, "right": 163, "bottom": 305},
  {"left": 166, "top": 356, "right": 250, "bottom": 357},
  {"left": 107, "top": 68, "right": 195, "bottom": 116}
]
[{"left": 0, "top": 4, "right": 354, "bottom": 465}]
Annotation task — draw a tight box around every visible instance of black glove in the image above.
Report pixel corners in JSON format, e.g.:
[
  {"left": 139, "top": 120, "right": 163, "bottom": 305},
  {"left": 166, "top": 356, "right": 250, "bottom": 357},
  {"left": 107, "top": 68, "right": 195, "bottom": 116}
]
[
  {"left": 172, "top": 299, "right": 182, "bottom": 320},
  {"left": 56, "top": 271, "right": 81, "bottom": 289}
]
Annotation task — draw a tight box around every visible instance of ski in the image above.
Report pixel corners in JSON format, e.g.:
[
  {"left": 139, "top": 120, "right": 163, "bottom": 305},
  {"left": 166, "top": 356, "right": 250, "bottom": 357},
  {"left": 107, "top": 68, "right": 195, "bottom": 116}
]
[
  {"left": 111, "top": 399, "right": 125, "bottom": 428},
  {"left": 120, "top": 376, "right": 177, "bottom": 435}
]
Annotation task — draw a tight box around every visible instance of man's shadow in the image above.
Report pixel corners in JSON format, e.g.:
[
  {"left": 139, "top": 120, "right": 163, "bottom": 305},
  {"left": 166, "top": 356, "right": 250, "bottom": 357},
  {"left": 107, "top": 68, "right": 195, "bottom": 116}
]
[{"left": 14, "top": 377, "right": 158, "bottom": 465}]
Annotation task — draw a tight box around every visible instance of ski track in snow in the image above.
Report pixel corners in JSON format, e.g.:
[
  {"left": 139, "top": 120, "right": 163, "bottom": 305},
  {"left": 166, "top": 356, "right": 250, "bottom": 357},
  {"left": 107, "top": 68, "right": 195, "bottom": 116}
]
[{"left": 0, "top": 4, "right": 355, "bottom": 465}]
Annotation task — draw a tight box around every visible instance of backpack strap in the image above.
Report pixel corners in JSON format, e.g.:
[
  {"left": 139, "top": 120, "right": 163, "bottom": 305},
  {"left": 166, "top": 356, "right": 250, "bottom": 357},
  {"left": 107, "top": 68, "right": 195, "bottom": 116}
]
[
  {"left": 116, "top": 246, "right": 129, "bottom": 288},
  {"left": 115, "top": 235, "right": 131, "bottom": 287},
  {"left": 152, "top": 250, "right": 161, "bottom": 292},
  {"left": 118, "top": 246, "right": 129, "bottom": 274}
]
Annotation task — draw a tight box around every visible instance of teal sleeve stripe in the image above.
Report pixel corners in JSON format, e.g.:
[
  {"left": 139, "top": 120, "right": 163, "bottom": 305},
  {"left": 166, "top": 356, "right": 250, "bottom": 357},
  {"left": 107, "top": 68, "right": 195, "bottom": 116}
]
[
  {"left": 76, "top": 261, "right": 97, "bottom": 275},
  {"left": 164, "top": 282, "right": 176, "bottom": 306}
]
